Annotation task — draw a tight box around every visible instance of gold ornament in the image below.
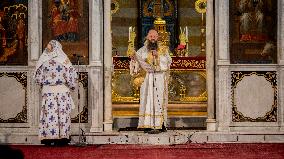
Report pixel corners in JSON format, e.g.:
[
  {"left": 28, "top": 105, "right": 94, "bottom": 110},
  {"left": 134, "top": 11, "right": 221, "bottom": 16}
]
[
  {"left": 195, "top": 0, "right": 207, "bottom": 14},
  {"left": 126, "top": 27, "right": 136, "bottom": 57},
  {"left": 111, "top": 0, "right": 119, "bottom": 15}
]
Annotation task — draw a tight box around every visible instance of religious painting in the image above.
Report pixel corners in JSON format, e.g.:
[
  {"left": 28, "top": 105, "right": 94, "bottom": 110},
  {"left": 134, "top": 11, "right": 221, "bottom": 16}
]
[
  {"left": 139, "top": 0, "right": 177, "bottom": 51},
  {"left": 42, "top": 0, "right": 89, "bottom": 65},
  {"left": 0, "top": 0, "right": 28, "bottom": 65},
  {"left": 230, "top": 0, "right": 277, "bottom": 64}
]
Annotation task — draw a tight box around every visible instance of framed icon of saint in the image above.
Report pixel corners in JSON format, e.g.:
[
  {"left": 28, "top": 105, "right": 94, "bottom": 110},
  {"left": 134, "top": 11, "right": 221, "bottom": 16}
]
[
  {"left": 0, "top": 0, "right": 28, "bottom": 65},
  {"left": 42, "top": 0, "right": 89, "bottom": 65},
  {"left": 230, "top": 0, "right": 277, "bottom": 64}
]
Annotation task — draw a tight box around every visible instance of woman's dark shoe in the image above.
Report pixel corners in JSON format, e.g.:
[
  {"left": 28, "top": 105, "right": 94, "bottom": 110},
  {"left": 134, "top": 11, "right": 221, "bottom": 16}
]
[
  {"left": 55, "top": 138, "right": 70, "bottom": 146},
  {"left": 41, "top": 139, "right": 54, "bottom": 146},
  {"left": 161, "top": 124, "right": 167, "bottom": 132}
]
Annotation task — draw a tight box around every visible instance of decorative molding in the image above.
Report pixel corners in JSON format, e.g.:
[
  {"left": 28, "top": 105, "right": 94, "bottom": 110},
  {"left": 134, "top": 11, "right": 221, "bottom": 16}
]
[
  {"left": 0, "top": 72, "right": 27, "bottom": 123},
  {"left": 231, "top": 71, "right": 277, "bottom": 122},
  {"left": 112, "top": 56, "right": 206, "bottom": 70},
  {"left": 113, "top": 56, "right": 129, "bottom": 70},
  {"left": 195, "top": 0, "right": 207, "bottom": 14},
  {"left": 71, "top": 72, "right": 88, "bottom": 123},
  {"left": 111, "top": 0, "right": 119, "bottom": 15},
  {"left": 171, "top": 57, "right": 206, "bottom": 70}
]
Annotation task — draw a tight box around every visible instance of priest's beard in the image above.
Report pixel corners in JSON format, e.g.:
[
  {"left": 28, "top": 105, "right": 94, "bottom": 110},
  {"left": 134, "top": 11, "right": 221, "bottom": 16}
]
[{"left": 147, "top": 40, "right": 158, "bottom": 52}]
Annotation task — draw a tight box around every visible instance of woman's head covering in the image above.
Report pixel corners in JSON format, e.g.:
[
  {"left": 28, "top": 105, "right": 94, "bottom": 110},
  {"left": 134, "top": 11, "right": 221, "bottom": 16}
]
[{"left": 34, "top": 40, "right": 72, "bottom": 74}]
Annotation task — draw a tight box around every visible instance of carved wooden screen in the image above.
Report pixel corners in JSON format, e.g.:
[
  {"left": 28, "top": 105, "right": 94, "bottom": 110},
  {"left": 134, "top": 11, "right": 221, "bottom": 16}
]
[{"left": 230, "top": 0, "right": 277, "bottom": 64}]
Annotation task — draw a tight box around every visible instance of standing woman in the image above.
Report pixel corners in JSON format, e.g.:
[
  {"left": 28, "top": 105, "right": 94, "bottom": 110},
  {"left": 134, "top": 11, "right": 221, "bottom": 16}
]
[{"left": 34, "top": 40, "right": 77, "bottom": 146}]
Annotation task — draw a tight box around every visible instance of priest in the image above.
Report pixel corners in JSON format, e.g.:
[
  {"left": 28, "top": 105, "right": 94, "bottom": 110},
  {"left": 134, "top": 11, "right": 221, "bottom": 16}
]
[{"left": 130, "top": 29, "right": 172, "bottom": 134}]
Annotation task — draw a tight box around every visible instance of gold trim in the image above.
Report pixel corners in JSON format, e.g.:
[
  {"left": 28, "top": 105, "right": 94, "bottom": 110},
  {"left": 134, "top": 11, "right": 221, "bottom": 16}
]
[
  {"left": 139, "top": 114, "right": 163, "bottom": 117},
  {"left": 137, "top": 125, "right": 163, "bottom": 129},
  {"left": 138, "top": 112, "right": 165, "bottom": 129},
  {"left": 112, "top": 69, "right": 207, "bottom": 103},
  {"left": 171, "top": 59, "right": 206, "bottom": 69},
  {"left": 113, "top": 111, "right": 207, "bottom": 117},
  {"left": 180, "top": 96, "right": 207, "bottom": 102}
]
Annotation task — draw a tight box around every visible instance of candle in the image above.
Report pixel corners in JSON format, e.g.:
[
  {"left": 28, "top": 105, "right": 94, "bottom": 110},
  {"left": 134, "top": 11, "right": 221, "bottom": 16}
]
[
  {"left": 129, "top": 26, "right": 131, "bottom": 41},
  {"left": 185, "top": 26, "right": 188, "bottom": 39}
]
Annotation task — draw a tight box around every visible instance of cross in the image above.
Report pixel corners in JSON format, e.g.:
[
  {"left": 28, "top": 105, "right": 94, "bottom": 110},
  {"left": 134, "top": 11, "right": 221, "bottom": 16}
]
[
  {"left": 54, "top": 108, "right": 59, "bottom": 114},
  {"left": 56, "top": 79, "right": 63, "bottom": 85},
  {"left": 50, "top": 129, "right": 56, "bottom": 135},
  {"left": 41, "top": 131, "right": 47, "bottom": 136},
  {"left": 43, "top": 110, "right": 48, "bottom": 117},
  {"left": 63, "top": 73, "right": 67, "bottom": 79},
  {"left": 56, "top": 65, "right": 63, "bottom": 72},
  {"left": 49, "top": 60, "right": 56, "bottom": 66},
  {"left": 42, "top": 93, "right": 48, "bottom": 99},
  {"left": 66, "top": 104, "right": 70, "bottom": 111},
  {"left": 48, "top": 102, "right": 54, "bottom": 109},
  {"left": 44, "top": 80, "right": 51, "bottom": 85},
  {"left": 61, "top": 96, "right": 66, "bottom": 102},
  {"left": 49, "top": 115, "right": 55, "bottom": 122},
  {"left": 51, "top": 72, "right": 56, "bottom": 79},
  {"left": 60, "top": 122, "right": 65, "bottom": 128},
  {"left": 69, "top": 67, "right": 74, "bottom": 73},
  {"left": 60, "top": 109, "right": 66, "bottom": 115},
  {"left": 43, "top": 67, "right": 49, "bottom": 72},
  {"left": 40, "top": 118, "right": 45, "bottom": 125}
]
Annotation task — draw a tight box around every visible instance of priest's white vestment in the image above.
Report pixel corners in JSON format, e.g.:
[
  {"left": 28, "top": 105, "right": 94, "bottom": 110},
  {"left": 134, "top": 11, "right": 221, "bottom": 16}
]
[{"left": 130, "top": 45, "right": 172, "bottom": 129}]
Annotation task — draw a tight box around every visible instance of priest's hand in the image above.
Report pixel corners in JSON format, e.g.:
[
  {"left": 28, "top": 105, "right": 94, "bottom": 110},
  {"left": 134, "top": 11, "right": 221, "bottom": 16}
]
[
  {"left": 129, "top": 54, "right": 136, "bottom": 61},
  {"left": 145, "top": 65, "right": 155, "bottom": 73},
  {"left": 151, "top": 50, "right": 158, "bottom": 57}
]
